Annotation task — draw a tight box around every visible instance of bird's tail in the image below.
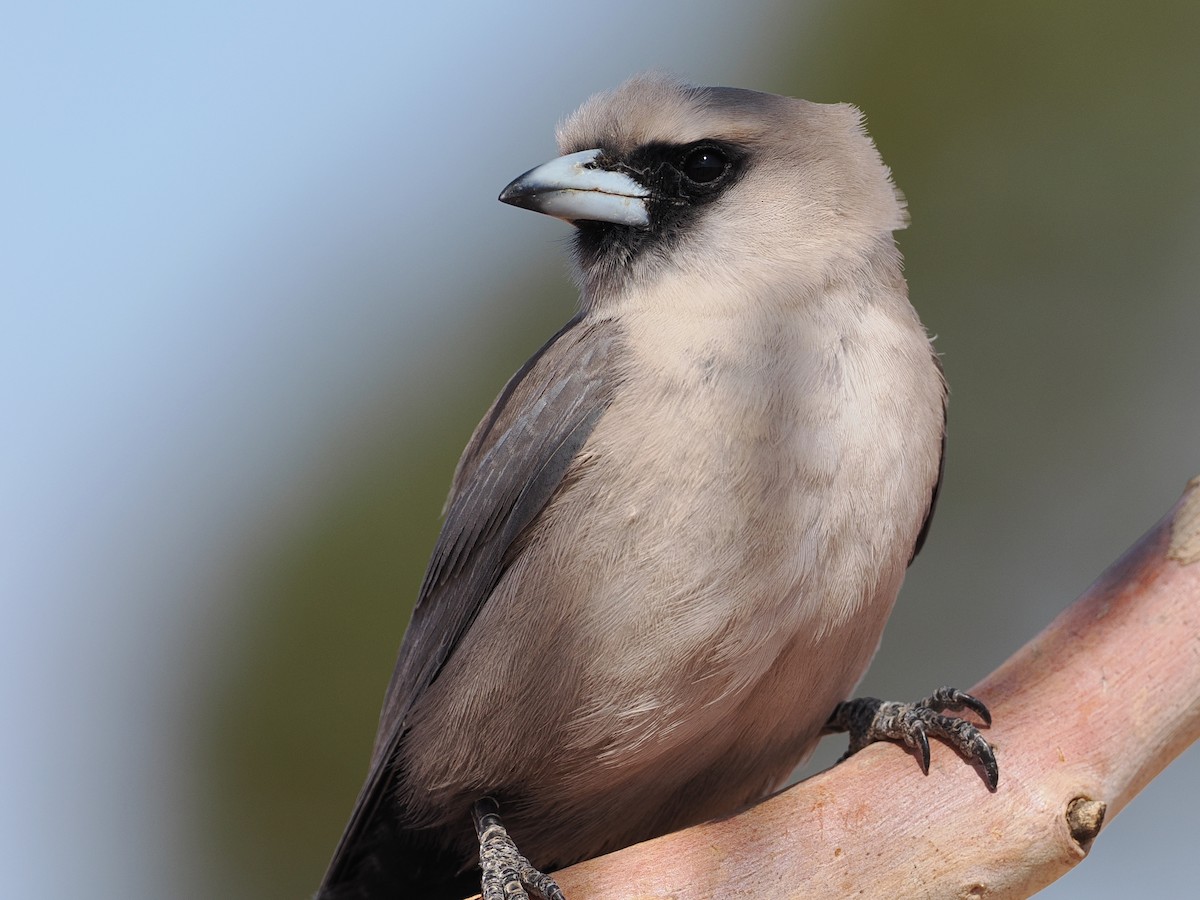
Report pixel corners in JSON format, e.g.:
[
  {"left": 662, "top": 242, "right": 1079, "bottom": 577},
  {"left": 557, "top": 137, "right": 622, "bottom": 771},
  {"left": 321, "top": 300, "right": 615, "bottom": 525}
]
[{"left": 316, "top": 769, "right": 476, "bottom": 900}]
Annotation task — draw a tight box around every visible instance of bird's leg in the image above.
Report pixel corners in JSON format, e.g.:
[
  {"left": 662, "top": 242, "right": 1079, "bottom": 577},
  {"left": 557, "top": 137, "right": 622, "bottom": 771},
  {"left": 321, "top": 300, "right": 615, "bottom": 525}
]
[
  {"left": 473, "top": 797, "right": 566, "bottom": 900},
  {"left": 824, "top": 686, "right": 999, "bottom": 789}
]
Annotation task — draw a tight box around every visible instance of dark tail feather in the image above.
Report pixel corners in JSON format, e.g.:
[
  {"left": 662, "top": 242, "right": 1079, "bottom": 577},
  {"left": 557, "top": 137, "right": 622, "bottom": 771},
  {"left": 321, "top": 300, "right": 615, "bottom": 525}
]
[{"left": 316, "top": 769, "right": 476, "bottom": 900}]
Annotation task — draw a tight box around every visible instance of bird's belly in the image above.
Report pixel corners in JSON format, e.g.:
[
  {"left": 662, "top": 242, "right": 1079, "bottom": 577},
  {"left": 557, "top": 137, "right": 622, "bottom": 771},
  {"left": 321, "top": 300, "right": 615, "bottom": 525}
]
[
  {"left": 409, "top": 412, "right": 921, "bottom": 857},
  {"left": 426, "top": 407, "right": 914, "bottom": 866}
]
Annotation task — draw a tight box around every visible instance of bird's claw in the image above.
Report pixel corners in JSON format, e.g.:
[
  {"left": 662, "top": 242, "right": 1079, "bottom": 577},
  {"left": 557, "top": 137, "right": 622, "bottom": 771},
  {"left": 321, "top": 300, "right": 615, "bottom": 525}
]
[{"left": 825, "top": 686, "right": 998, "bottom": 789}]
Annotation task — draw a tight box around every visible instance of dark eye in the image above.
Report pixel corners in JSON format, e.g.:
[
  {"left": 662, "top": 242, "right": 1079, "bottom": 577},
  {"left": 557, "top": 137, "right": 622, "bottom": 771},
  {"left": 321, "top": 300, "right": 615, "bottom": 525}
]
[{"left": 680, "top": 146, "right": 728, "bottom": 183}]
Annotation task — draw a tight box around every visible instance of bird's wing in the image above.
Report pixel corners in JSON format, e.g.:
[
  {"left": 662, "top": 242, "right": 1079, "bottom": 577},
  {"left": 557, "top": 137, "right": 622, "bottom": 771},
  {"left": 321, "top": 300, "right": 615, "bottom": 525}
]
[
  {"left": 379, "top": 313, "right": 621, "bottom": 743},
  {"left": 909, "top": 352, "right": 947, "bottom": 564},
  {"left": 318, "top": 313, "right": 622, "bottom": 897}
]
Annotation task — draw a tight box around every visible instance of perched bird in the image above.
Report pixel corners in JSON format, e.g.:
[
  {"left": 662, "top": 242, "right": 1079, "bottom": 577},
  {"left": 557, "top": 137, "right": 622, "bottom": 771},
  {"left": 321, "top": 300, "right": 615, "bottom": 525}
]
[{"left": 317, "top": 73, "right": 996, "bottom": 900}]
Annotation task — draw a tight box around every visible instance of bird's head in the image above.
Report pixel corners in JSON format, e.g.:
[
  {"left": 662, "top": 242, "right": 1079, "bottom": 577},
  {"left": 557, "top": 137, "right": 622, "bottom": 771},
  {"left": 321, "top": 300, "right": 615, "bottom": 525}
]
[{"left": 501, "top": 73, "right": 908, "bottom": 306}]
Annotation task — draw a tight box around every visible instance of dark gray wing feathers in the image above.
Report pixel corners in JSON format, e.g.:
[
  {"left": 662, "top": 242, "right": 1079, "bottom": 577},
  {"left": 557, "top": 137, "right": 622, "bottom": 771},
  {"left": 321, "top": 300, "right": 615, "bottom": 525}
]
[
  {"left": 909, "top": 353, "right": 947, "bottom": 565},
  {"left": 385, "top": 317, "right": 619, "bottom": 727},
  {"left": 317, "top": 315, "right": 621, "bottom": 898}
]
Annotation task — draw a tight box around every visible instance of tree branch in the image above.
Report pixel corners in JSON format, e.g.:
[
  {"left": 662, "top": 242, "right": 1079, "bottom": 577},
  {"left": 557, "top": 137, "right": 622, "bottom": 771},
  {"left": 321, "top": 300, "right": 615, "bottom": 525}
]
[{"left": 535, "top": 476, "right": 1200, "bottom": 898}]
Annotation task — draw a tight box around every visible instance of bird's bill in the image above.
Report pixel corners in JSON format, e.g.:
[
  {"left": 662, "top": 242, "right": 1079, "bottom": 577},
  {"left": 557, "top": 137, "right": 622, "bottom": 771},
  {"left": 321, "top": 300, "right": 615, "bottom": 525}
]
[{"left": 499, "top": 148, "right": 650, "bottom": 227}]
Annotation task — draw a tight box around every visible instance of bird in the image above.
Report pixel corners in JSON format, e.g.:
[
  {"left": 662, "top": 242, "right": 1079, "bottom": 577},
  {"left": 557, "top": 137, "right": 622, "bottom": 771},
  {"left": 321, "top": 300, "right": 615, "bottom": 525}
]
[{"left": 316, "top": 72, "right": 996, "bottom": 900}]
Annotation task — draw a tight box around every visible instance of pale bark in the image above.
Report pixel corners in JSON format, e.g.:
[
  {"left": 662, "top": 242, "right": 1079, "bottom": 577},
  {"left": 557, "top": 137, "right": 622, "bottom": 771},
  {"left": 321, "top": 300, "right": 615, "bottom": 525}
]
[{"left": 534, "top": 477, "right": 1200, "bottom": 899}]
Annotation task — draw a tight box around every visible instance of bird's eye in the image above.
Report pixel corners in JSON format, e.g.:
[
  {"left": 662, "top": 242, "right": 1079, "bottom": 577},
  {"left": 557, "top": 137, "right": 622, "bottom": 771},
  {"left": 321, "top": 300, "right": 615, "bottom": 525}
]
[{"left": 680, "top": 146, "right": 728, "bottom": 183}]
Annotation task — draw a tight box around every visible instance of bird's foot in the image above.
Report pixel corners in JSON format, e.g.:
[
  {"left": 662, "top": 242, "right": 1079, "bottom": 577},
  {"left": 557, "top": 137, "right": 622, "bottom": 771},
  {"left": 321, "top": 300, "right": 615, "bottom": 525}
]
[
  {"left": 473, "top": 798, "right": 565, "bottom": 900},
  {"left": 825, "top": 686, "right": 998, "bottom": 789}
]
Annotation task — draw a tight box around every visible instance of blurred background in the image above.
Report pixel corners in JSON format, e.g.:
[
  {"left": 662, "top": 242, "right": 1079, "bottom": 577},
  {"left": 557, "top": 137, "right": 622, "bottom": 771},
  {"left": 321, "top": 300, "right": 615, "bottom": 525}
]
[{"left": 4, "top": 2, "right": 1197, "bottom": 897}]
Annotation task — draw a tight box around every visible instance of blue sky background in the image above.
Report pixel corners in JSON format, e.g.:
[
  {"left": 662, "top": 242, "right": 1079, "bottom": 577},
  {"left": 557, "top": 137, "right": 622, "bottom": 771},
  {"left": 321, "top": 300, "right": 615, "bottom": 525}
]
[{"left": 3, "top": 3, "right": 1196, "bottom": 898}]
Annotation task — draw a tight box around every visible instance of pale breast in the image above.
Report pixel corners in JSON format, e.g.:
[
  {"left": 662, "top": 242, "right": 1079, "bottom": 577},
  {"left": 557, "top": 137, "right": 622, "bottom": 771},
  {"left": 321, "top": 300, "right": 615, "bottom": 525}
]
[{"left": 540, "top": 281, "right": 944, "bottom": 759}]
